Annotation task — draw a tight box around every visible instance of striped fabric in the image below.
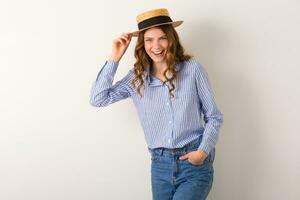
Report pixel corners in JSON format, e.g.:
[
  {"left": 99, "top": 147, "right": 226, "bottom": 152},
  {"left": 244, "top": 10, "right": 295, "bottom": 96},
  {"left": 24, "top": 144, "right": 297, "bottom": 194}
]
[{"left": 90, "top": 58, "right": 223, "bottom": 154}]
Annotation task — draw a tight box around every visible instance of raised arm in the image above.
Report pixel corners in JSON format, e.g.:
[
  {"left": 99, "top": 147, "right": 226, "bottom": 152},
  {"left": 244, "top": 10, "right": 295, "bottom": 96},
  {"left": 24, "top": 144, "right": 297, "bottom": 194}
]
[{"left": 90, "top": 32, "right": 133, "bottom": 107}]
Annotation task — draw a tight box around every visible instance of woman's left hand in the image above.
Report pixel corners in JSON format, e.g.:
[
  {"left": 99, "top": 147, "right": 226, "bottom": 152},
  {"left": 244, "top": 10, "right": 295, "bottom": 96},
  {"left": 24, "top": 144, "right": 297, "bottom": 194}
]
[{"left": 179, "top": 149, "right": 208, "bottom": 165}]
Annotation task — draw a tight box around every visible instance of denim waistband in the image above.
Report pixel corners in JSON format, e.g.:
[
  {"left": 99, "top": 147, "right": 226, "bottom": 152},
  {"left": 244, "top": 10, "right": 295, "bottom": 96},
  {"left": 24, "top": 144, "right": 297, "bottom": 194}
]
[{"left": 148, "top": 136, "right": 202, "bottom": 157}]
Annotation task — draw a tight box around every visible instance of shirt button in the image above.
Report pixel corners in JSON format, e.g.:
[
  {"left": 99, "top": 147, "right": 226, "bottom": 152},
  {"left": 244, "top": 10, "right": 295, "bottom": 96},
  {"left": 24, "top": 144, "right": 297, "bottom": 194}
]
[
  {"left": 168, "top": 139, "right": 171, "bottom": 143},
  {"left": 166, "top": 102, "right": 169, "bottom": 106},
  {"left": 169, "top": 121, "right": 172, "bottom": 124}
]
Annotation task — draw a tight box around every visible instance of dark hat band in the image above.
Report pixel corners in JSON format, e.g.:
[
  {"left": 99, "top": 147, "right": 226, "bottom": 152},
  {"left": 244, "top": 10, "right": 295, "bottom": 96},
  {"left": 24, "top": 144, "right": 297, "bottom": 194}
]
[{"left": 138, "top": 15, "right": 173, "bottom": 30}]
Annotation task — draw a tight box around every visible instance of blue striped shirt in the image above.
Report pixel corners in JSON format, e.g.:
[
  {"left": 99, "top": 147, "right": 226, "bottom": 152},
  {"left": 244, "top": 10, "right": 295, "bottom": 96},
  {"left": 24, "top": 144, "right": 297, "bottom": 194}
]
[{"left": 90, "top": 58, "right": 223, "bottom": 154}]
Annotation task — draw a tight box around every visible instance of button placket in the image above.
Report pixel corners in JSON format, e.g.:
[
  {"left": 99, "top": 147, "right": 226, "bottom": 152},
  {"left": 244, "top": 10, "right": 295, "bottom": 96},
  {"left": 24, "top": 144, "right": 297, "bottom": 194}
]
[{"left": 164, "top": 83, "right": 174, "bottom": 147}]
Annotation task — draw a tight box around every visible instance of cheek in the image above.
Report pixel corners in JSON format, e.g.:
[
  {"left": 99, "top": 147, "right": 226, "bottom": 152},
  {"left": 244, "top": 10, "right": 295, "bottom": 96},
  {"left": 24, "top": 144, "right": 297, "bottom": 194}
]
[
  {"left": 163, "top": 41, "right": 169, "bottom": 48},
  {"left": 144, "top": 45, "right": 151, "bottom": 55}
]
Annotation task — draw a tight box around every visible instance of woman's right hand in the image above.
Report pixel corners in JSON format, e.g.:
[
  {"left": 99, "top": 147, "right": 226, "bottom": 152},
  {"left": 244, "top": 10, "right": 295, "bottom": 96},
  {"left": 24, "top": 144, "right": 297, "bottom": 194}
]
[{"left": 108, "top": 32, "right": 132, "bottom": 63}]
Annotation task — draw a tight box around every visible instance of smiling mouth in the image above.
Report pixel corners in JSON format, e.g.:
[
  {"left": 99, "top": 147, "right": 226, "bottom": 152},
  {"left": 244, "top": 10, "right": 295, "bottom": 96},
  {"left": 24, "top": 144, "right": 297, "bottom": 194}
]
[{"left": 152, "top": 50, "right": 164, "bottom": 56}]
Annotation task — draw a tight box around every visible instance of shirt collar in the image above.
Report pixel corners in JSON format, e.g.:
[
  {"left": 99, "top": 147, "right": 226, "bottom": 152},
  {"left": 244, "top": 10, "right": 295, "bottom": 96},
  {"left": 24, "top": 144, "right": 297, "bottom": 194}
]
[{"left": 144, "top": 62, "right": 183, "bottom": 86}]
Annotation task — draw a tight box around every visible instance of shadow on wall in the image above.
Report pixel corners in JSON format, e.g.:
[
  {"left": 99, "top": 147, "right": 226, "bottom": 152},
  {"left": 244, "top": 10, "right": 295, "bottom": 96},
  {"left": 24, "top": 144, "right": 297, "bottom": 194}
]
[{"left": 182, "top": 21, "right": 266, "bottom": 200}]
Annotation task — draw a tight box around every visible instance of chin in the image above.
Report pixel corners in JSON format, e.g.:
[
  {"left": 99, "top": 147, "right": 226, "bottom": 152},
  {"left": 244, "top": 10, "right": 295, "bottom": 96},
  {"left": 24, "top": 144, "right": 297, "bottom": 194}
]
[{"left": 151, "top": 57, "right": 166, "bottom": 63}]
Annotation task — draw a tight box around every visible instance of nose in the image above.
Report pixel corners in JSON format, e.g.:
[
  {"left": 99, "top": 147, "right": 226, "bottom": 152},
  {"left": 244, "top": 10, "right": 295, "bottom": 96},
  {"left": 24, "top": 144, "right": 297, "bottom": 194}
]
[{"left": 152, "top": 40, "right": 162, "bottom": 49}]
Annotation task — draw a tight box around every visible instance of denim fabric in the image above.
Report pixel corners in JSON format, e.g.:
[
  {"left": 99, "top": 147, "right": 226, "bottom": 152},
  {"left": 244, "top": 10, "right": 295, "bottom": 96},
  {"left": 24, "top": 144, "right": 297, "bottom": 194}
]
[{"left": 148, "top": 136, "right": 215, "bottom": 200}]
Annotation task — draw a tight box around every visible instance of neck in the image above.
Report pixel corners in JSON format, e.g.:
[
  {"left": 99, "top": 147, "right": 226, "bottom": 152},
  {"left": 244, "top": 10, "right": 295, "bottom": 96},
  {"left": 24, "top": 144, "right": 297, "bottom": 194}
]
[{"left": 151, "top": 61, "right": 168, "bottom": 76}]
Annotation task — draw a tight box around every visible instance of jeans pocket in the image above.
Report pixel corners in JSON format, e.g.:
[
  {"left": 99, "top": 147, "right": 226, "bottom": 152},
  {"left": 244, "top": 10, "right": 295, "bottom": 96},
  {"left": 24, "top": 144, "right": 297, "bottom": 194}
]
[{"left": 192, "top": 150, "right": 213, "bottom": 166}]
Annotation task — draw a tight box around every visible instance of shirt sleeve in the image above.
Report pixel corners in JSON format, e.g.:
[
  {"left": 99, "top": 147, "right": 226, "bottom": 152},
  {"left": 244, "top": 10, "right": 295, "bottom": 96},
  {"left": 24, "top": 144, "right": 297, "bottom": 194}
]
[
  {"left": 194, "top": 61, "right": 224, "bottom": 154},
  {"left": 89, "top": 60, "right": 134, "bottom": 107}
]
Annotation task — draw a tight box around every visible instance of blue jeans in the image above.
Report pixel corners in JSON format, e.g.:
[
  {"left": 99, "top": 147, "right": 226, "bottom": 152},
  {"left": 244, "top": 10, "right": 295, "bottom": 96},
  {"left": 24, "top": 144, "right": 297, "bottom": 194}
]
[{"left": 148, "top": 136, "right": 215, "bottom": 200}]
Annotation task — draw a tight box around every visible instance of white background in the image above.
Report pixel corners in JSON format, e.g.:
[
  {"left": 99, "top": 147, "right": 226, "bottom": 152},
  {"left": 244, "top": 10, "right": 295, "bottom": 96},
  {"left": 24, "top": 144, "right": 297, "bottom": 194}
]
[{"left": 1, "top": 0, "right": 300, "bottom": 199}]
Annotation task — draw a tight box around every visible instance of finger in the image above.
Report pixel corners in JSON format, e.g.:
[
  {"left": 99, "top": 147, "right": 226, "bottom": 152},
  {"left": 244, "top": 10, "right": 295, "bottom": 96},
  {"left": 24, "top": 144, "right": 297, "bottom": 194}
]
[
  {"left": 117, "top": 38, "right": 125, "bottom": 45},
  {"left": 120, "top": 35, "right": 129, "bottom": 42},
  {"left": 127, "top": 33, "right": 132, "bottom": 39},
  {"left": 179, "top": 154, "right": 188, "bottom": 160},
  {"left": 122, "top": 33, "right": 132, "bottom": 42},
  {"left": 126, "top": 34, "right": 132, "bottom": 41},
  {"left": 123, "top": 32, "right": 131, "bottom": 38},
  {"left": 123, "top": 34, "right": 131, "bottom": 40},
  {"left": 121, "top": 33, "right": 129, "bottom": 40},
  {"left": 120, "top": 36, "right": 131, "bottom": 45}
]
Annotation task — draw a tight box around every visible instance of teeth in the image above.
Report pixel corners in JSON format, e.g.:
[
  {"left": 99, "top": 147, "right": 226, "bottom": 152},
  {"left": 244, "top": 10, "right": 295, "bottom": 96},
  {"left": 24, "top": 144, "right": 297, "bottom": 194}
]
[{"left": 153, "top": 50, "right": 163, "bottom": 55}]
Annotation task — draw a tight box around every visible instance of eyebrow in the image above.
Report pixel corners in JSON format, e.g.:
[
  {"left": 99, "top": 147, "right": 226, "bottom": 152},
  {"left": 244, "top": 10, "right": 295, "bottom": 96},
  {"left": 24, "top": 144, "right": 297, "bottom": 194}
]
[{"left": 144, "top": 35, "right": 167, "bottom": 39}]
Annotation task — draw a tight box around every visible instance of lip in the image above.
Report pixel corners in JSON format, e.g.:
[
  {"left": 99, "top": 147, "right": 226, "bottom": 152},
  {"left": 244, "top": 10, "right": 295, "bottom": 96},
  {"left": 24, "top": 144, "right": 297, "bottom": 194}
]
[{"left": 152, "top": 50, "right": 164, "bottom": 56}]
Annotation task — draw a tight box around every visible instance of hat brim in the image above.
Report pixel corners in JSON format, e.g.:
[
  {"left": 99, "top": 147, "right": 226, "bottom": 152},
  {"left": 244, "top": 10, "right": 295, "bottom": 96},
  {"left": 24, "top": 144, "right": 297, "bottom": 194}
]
[{"left": 130, "top": 20, "right": 183, "bottom": 37}]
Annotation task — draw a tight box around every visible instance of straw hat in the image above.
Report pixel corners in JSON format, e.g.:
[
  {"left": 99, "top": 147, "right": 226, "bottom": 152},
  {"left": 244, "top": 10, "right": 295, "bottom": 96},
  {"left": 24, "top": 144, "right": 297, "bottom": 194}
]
[{"left": 130, "top": 8, "right": 183, "bottom": 37}]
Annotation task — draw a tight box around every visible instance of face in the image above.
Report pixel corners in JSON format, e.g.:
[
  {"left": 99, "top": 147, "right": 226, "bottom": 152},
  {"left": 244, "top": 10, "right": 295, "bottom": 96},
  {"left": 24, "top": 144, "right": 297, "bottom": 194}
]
[{"left": 144, "top": 27, "right": 169, "bottom": 64}]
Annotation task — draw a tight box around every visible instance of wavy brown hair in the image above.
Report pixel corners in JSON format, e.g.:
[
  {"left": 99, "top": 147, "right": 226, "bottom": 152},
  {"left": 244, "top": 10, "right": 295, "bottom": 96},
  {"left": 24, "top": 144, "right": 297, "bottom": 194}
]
[{"left": 130, "top": 24, "right": 192, "bottom": 99}]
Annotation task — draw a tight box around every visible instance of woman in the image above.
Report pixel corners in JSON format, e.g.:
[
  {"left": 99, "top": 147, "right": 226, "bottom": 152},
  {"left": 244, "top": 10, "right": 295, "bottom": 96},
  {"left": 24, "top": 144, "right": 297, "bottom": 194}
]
[{"left": 90, "top": 8, "right": 223, "bottom": 200}]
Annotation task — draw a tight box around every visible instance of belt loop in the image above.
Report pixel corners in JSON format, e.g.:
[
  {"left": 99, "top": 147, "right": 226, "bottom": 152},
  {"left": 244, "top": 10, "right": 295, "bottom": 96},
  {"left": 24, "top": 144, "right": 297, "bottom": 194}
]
[
  {"left": 183, "top": 145, "right": 187, "bottom": 155},
  {"left": 159, "top": 149, "right": 163, "bottom": 156}
]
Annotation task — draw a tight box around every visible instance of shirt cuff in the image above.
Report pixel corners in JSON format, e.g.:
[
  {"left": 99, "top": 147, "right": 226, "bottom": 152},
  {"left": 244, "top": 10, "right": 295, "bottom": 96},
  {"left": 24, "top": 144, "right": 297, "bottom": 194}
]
[{"left": 198, "top": 143, "right": 212, "bottom": 155}]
